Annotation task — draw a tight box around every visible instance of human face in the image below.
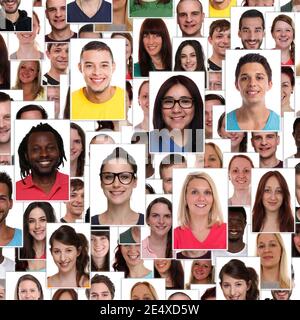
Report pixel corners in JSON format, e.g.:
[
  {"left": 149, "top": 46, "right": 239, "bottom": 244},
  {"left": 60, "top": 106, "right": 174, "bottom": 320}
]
[
  {"left": 235, "top": 63, "right": 272, "bottom": 105},
  {"left": 161, "top": 163, "right": 187, "bottom": 194},
  {"left": 229, "top": 157, "right": 252, "bottom": 191},
  {"left": 147, "top": 202, "right": 172, "bottom": 238},
  {"left": 296, "top": 174, "right": 300, "bottom": 205},
  {"left": 16, "top": 14, "right": 39, "bottom": 44},
  {"left": 192, "top": 260, "right": 212, "bottom": 282},
  {"left": 0, "top": 183, "right": 12, "bottom": 225},
  {"left": 154, "top": 259, "right": 171, "bottom": 275},
  {"left": 143, "top": 33, "right": 162, "bottom": 58},
  {"left": 47, "top": 44, "right": 69, "bottom": 72},
  {"left": 218, "top": 117, "right": 245, "bottom": 149},
  {"left": 70, "top": 128, "right": 83, "bottom": 162},
  {"left": 0, "top": 101, "right": 11, "bottom": 144},
  {"left": 257, "top": 234, "right": 282, "bottom": 269},
  {"left": 18, "top": 280, "right": 41, "bottom": 300},
  {"left": 208, "top": 28, "right": 230, "bottom": 58},
  {"left": 45, "top": 0, "right": 68, "bottom": 31},
  {"left": 205, "top": 99, "right": 221, "bottom": 137},
  {"left": 131, "top": 284, "right": 155, "bottom": 300},
  {"left": 293, "top": 123, "right": 300, "bottom": 148},
  {"left": 18, "top": 61, "right": 39, "bottom": 84},
  {"left": 293, "top": 232, "right": 300, "bottom": 254},
  {"left": 281, "top": 73, "right": 293, "bottom": 108},
  {"left": 51, "top": 240, "right": 80, "bottom": 273},
  {"left": 208, "top": 72, "right": 222, "bottom": 90},
  {"left": 120, "top": 245, "right": 142, "bottom": 268},
  {"left": 251, "top": 133, "right": 279, "bottom": 160},
  {"left": 66, "top": 187, "right": 84, "bottom": 218},
  {"left": 186, "top": 178, "right": 213, "bottom": 218},
  {"left": 177, "top": 0, "right": 204, "bottom": 37},
  {"left": 138, "top": 82, "right": 149, "bottom": 116},
  {"left": 180, "top": 45, "right": 197, "bottom": 71},
  {"left": 204, "top": 144, "right": 221, "bottom": 168},
  {"left": 28, "top": 207, "right": 47, "bottom": 242},
  {"left": 26, "top": 131, "right": 60, "bottom": 177},
  {"left": 19, "top": 110, "right": 44, "bottom": 119},
  {"left": 221, "top": 274, "right": 249, "bottom": 300},
  {"left": 262, "top": 175, "right": 283, "bottom": 214},
  {"left": 90, "top": 283, "right": 112, "bottom": 300},
  {"left": 272, "top": 20, "right": 294, "bottom": 51},
  {"left": 1, "top": 0, "right": 20, "bottom": 14},
  {"left": 47, "top": 86, "right": 60, "bottom": 119},
  {"left": 79, "top": 49, "right": 115, "bottom": 95},
  {"left": 101, "top": 159, "right": 137, "bottom": 206},
  {"left": 271, "top": 290, "right": 292, "bottom": 300},
  {"left": 239, "top": 17, "right": 265, "bottom": 49},
  {"left": 91, "top": 234, "right": 109, "bottom": 259},
  {"left": 161, "top": 83, "right": 195, "bottom": 131},
  {"left": 228, "top": 211, "right": 246, "bottom": 242},
  {"left": 247, "top": 0, "right": 274, "bottom": 5}
]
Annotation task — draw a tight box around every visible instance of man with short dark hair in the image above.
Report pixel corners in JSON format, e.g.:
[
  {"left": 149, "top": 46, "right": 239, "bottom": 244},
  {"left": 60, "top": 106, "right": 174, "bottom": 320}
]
[
  {"left": 43, "top": 43, "right": 69, "bottom": 85},
  {"left": 72, "top": 41, "right": 125, "bottom": 120},
  {"left": 0, "top": 0, "right": 31, "bottom": 31},
  {"left": 238, "top": 9, "right": 265, "bottom": 50},
  {"left": 61, "top": 179, "right": 84, "bottom": 222},
  {"left": 16, "top": 104, "right": 48, "bottom": 119},
  {"left": 0, "top": 171, "right": 22, "bottom": 246},
  {"left": 16, "top": 123, "right": 69, "bottom": 200}
]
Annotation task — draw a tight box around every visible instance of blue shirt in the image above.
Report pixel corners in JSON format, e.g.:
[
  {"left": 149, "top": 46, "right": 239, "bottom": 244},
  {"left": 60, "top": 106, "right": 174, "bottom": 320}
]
[
  {"left": 226, "top": 109, "right": 280, "bottom": 131},
  {"left": 67, "top": 1, "right": 111, "bottom": 23},
  {"left": 6, "top": 228, "right": 22, "bottom": 247}
]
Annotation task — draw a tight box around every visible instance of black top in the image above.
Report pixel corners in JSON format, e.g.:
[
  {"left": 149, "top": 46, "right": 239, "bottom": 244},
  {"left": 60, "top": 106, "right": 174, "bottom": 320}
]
[
  {"left": 0, "top": 10, "right": 31, "bottom": 31},
  {"left": 91, "top": 213, "right": 144, "bottom": 226}
]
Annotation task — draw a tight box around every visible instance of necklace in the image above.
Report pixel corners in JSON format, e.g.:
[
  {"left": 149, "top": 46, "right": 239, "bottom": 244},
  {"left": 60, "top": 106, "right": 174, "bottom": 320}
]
[{"left": 78, "top": 0, "right": 101, "bottom": 17}]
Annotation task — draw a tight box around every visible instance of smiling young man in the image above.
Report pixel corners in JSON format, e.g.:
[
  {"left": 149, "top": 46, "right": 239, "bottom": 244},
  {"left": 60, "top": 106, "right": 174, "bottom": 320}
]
[
  {"left": 45, "top": 0, "right": 77, "bottom": 42},
  {"left": 0, "top": 0, "right": 31, "bottom": 31},
  {"left": 0, "top": 172, "right": 22, "bottom": 247},
  {"left": 208, "top": 19, "right": 230, "bottom": 71},
  {"left": 176, "top": 0, "right": 204, "bottom": 37},
  {"left": 238, "top": 9, "right": 265, "bottom": 50},
  {"left": 251, "top": 132, "right": 282, "bottom": 168},
  {"left": 61, "top": 179, "right": 84, "bottom": 222},
  {"left": 0, "top": 93, "right": 11, "bottom": 156},
  {"left": 43, "top": 43, "right": 69, "bottom": 85},
  {"left": 71, "top": 41, "right": 125, "bottom": 120},
  {"left": 16, "top": 123, "right": 69, "bottom": 200}
]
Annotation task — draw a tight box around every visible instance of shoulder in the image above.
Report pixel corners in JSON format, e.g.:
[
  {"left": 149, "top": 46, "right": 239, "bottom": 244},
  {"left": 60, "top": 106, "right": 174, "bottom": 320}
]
[
  {"left": 265, "top": 110, "right": 280, "bottom": 130},
  {"left": 137, "top": 213, "right": 144, "bottom": 225},
  {"left": 91, "top": 215, "right": 100, "bottom": 225},
  {"left": 226, "top": 110, "right": 240, "bottom": 130},
  {"left": 72, "top": 88, "right": 84, "bottom": 99}
]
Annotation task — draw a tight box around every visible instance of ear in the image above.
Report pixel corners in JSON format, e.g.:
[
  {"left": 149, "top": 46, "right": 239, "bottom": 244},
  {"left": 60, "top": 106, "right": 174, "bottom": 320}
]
[
  {"left": 46, "top": 50, "right": 51, "bottom": 60},
  {"left": 276, "top": 134, "right": 280, "bottom": 146},
  {"left": 78, "top": 63, "right": 82, "bottom": 73},
  {"left": 77, "top": 246, "right": 82, "bottom": 257},
  {"left": 9, "top": 199, "right": 13, "bottom": 210},
  {"left": 132, "top": 177, "right": 137, "bottom": 189},
  {"left": 208, "top": 36, "right": 213, "bottom": 45},
  {"left": 238, "top": 30, "right": 241, "bottom": 39},
  {"left": 112, "top": 62, "right": 116, "bottom": 73},
  {"left": 268, "top": 80, "right": 273, "bottom": 91},
  {"left": 235, "top": 80, "right": 239, "bottom": 91}
]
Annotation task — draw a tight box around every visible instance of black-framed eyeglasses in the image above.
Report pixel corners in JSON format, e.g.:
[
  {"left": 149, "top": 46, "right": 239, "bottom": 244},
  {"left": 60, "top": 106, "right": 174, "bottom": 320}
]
[
  {"left": 161, "top": 97, "right": 194, "bottom": 109},
  {"left": 100, "top": 172, "right": 136, "bottom": 185}
]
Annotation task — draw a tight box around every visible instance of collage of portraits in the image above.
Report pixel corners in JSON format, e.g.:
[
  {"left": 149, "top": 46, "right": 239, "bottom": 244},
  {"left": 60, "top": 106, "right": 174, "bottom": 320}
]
[{"left": 1, "top": 0, "right": 300, "bottom": 302}]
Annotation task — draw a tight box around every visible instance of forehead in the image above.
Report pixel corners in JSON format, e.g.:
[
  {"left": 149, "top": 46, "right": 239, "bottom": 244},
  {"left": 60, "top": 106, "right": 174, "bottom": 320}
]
[
  {"left": 49, "top": 44, "right": 68, "bottom": 52},
  {"left": 265, "top": 175, "right": 280, "bottom": 185},
  {"left": 258, "top": 234, "right": 279, "bottom": 243},
  {"left": 19, "top": 280, "right": 38, "bottom": 288},
  {"left": 28, "top": 131, "right": 57, "bottom": 144},
  {"left": 230, "top": 157, "right": 252, "bottom": 166},
  {"left": 228, "top": 211, "right": 245, "bottom": 220},
  {"left": 20, "top": 61, "right": 38, "bottom": 70},
  {"left": 47, "top": 0, "right": 65, "bottom": 8},
  {"left": 239, "top": 62, "right": 267, "bottom": 75},
  {"left": 81, "top": 49, "right": 112, "bottom": 62},
  {"left": 0, "top": 183, "right": 9, "bottom": 196},
  {"left": 241, "top": 17, "right": 263, "bottom": 27},
  {"left": 29, "top": 207, "right": 46, "bottom": 218},
  {"left": 188, "top": 177, "right": 211, "bottom": 189},
  {"left": 150, "top": 202, "right": 170, "bottom": 213},
  {"left": 0, "top": 101, "right": 10, "bottom": 114},
  {"left": 132, "top": 284, "right": 151, "bottom": 294},
  {"left": 181, "top": 45, "right": 195, "bottom": 53},
  {"left": 178, "top": 0, "right": 201, "bottom": 13},
  {"left": 91, "top": 282, "right": 109, "bottom": 291}
]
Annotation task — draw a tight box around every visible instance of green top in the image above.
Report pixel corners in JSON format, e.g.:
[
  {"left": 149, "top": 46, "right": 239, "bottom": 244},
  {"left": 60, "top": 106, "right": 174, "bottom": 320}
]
[
  {"left": 119, "top": 228, "right": 136, "bottom": 244},
  {"left": 129, "top": 0, "right": 173, "bottom": 17}
]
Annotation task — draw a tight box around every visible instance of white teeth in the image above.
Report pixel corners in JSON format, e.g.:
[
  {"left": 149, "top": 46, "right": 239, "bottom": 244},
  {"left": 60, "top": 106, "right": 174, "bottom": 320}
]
[{"left": 195, "top": 204, "right": 206, "bottom": 208}]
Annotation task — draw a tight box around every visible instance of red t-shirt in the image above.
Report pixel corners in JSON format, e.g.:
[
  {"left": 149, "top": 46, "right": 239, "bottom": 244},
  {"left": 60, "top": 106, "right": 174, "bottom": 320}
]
[{"left": 174, "top": 223, "right": 227, "bottom": 250}]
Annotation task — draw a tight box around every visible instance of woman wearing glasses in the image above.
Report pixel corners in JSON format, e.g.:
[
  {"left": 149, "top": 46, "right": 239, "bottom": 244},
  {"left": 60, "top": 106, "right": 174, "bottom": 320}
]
[
  {"left": 150, "top": 75, "right": 204, "bottom": 152},
  {"left": 91, "top": 147, "right": 144, "bottom": 225}
]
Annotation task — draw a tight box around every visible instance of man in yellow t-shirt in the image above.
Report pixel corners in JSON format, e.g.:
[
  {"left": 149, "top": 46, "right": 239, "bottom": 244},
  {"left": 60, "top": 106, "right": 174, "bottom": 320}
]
[
  {"left": 209, "top": 0, "right": 236, "bottom": 18},
  {"left": 71, "top": 41, "right": 125, "bottom": 120}
]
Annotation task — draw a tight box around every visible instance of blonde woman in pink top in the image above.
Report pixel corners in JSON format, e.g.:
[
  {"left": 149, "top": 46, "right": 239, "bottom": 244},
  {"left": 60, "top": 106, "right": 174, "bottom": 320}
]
[
  {"left": 142, "top": 197, "right": 172, "bottom": 259},
  {"left": 174, "top": 172, "right": 227, "bottom": 250}
]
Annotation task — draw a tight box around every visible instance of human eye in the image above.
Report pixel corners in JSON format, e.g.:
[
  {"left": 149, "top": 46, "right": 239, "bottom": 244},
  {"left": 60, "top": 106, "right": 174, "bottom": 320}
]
[
  {"left": 264, "top": 188, "right": 271, "bottom": 193},
  {"left": 240, "top": 75, "right": 248, "bottom": 81},
  {"left": 28, "top": 219, "right": 35, "bottom": 224},
  {"left": 101, "top": 63, "right": 109, "bottom": 68},
  {"left": 232, "top": 168, "right": 238, "bottom": 174},
  {"left": 120, "top": 172, "right": 132, "bottom": 182},
  {"left": 85, "top": 63, "right": 93, "bottom": 68},
  {"left": 257, "top": 75, "right": 265, "bottom": 80},
  {"left": 179, "top": 13, "right": 187, "bottom": 18},
  {"left": 209, "top": 156, "right": 217, "bottom": 162},
  {"left": 162, "top": 98, "right": 174, "bottom": 108},
  {"left": 244, "top": 168, "right": 251, "bottom": 174},
  {"left": 191, "top": 189, "right": 198, "bottom": 195},
  {"left": 53, "top": 250, "right": 60, "bottom": 254},
  {"left": 180, "top": 54, "right": 187, "bottom": 59},
  {"left": 275, "top": 188, "right": 283, "bottom": 194},
  {"left": 204, "top": 190, "right": 212, "bottom": 196}
]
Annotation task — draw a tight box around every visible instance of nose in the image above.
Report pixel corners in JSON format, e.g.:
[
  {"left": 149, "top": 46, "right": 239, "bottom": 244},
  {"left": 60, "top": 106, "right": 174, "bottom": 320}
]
[
  {"left": 249, "top": 77, "right": 257, "bottom": 86},
  {"left": 39, "top": 147, "right": 48, "bottom": 158},
  {"left": 230, "top": 286, "right": 236, "bottom": 297},
  {"left": 112, "top": 175, "right": 121, "bottom": 187},
  {"left": 35, "top": 220, "right": 41, "bottom": 229},
  {"left": 186, "top": 14, "right": 192, "bottom": 22},
  {"left": 56, "top": 8, "right": 63, "bottom": 17},
  {"left": 261, "top": 136, "right": 267, "bottom": 145},
  {"left": 172, "top": 100, "right": 182, "bottom": 112}
]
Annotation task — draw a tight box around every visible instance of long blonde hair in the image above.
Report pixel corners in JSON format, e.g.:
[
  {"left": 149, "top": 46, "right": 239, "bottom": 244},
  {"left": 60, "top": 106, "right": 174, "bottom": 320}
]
[
  {"left": 256, "top": 233, "right": 290, "bottom": 289},
  {"left": 177, "top": 171, "right": 223, "bottom": 228},
  {"left": 14, "top": 60, "right": 44, "bottom": 99}
]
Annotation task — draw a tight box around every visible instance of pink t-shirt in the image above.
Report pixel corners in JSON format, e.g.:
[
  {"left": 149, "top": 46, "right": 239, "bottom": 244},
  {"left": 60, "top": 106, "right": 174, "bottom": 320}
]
[
  {"left": 174, "top": 223, "right": 227, "bottom": 250},
  {"left": 142, "top": 237, "right": 157, "bottom": 259}
]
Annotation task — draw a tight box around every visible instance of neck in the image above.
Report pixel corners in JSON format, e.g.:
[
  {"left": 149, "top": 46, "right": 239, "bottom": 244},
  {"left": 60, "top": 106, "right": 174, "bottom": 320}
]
[
  {"left": 33, "top": 240, "right": 45, "bottom": 258},
  {"left": 48, "top": 27, "right": 73, "bottom": 41},
  {"left": 278, "top": 48, "right": 291, "bottom": 62},
  {"left": 57, "top": 266, "right": 78, "bottom": 284},
  {"left": 242, "top": 100, "right": 267, "bottom": 111},
  {"left": 190, "top": 214, "right": 209, "bottom": 232},
  {"left": 84, "top": 86, "right": 114, "bottom": 104},
  {"left": 262, "top": 265, "right": 280, "bottom": 283},
  {"left": 151, "top": 55, "right": 163, "bottom": 69},
  {"left": 31, "top": 171, "right": 57, "bottom": 191},
  {"left": 105, "top": 202, "right": 134, "bottom": 224},
  {"left": 228, "top": 240, "right": 245, "bottom": 253},
  {"left": 6, "top": 11, "right": 20, "bottom": 23},
  {"left": 113, "top": 6, "right": 126, "bottom": 25},
  {"left": 149, "top": 233, "right": 167, "bottom": 247},
  {"left": 63, "top": 211, "right": 81, "bottom": 223},
  {"left": 0, "top": 142, "right": 10, "bottom": 154},
  {"left": 231, "top": 144, "right": 240, "bottom": 153},
  {"left": 231, "top": 189, "right": 251, "bottom": 205},
  {"left": 70, "top": 160, "right": 78, "bottom": 177},
  {"left": 92, "top": 256, "right": 105, "bottom": 269},
  {"left": 128, "top": 263, "right": 150, "bottom": 278},
  {"left": 210, "top": 52, "right": 224, "bottom": 67},
  {"left": 17, "top": 45, "right": 40, "bottom": 59},
  {"left": 48, "top": 67, "right": 67, "bottom": 81},
  {"left": 259, "top": 155, "right": 279, "bottom": 168}
]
